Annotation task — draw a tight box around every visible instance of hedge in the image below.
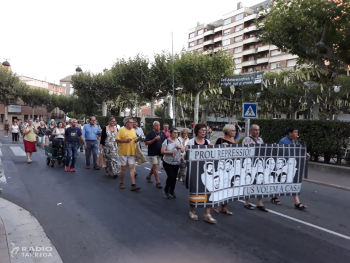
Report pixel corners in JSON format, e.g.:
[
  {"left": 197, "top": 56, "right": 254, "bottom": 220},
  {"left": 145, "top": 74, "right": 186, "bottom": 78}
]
[
  {"left": 145, "top": 118, "right": 173, "bottom": 134},
  {"left": 252, "top": 119, "right": 350, "bottom": 163},
  {"left": 96, "top": 116, "right": 141, "bottom": 127}
]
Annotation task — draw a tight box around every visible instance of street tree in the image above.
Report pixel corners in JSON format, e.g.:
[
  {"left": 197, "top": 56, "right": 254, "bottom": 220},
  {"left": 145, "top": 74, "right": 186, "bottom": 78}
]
[
  {"left": 112, "top": 52, "right": 173, "bottom": 117},
  {"left": 71, "top": 70, "right": 121, "bottom": 116},
  {"left": 0, "top": 67, "right": 26, "bottom": 120},
  {"left": 175, "top": 49, "right": 235, "bottom": 124},
  {"left": 20, "top": 87, "right": 50, "bottom": 119},
  {"left": 258, "top": 0, "right": 350, "bottom": 74}
]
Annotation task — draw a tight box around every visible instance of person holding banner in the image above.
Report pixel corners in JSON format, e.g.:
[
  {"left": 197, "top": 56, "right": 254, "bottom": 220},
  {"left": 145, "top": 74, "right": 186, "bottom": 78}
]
[
  {"left": 242, "top": 124, "right": 268, "bottom": 212},
  {"left": 186, "top": 123, "right": 217, "bottom": 224},
  {"left": 278, "top": 127, "right": 308, "bottom": 210},
  {"left": 161, "top": 128, "right": 185, "bottom": 199},
  {"left": 212, "top": 124, "right": 236, "bottom": 215}
]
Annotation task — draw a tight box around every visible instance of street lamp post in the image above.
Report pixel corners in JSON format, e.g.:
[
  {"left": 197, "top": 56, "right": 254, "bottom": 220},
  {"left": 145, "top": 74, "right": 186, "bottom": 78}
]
[{"left": 303, "top": 81, "right": 317, "bottom": 120}]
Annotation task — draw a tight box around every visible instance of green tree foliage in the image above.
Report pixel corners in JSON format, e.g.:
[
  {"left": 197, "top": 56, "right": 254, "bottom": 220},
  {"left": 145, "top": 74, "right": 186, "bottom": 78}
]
[
  {"left": 175, "top": 49, "right": 235, "bottom": 124},
  {"left": 0, "top": 67, "right": 26, "bottom": 119},
  {"left": 71, "top": 70, "right": 122, "bottom": 116},
  {"left": 111, "top": 52, "right": 173, "bottom": 117},
  {"left": 259, "top": 0, "right": 350, "bottom": 74},
  {"left": 21, "top": 87, "right": 51, "bottom": 119}
]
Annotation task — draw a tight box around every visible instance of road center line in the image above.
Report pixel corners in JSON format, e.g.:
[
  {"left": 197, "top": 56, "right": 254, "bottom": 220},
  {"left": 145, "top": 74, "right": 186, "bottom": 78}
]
[{"left": 238, "top": 200, "right": 350, "bottom": 241}]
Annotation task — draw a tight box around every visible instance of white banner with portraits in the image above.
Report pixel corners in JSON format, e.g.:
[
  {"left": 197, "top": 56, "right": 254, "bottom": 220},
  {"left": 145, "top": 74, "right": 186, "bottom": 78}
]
[{"left": 186, "top": 144, "right": 307, "bottom": 207}]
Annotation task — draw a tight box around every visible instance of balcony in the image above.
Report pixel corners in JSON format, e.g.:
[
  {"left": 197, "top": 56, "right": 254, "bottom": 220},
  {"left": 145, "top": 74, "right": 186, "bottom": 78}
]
[
  {"left": 257, "top": 57, "right": 269, "bottom": 64},
  {"left": 214, "top": 36, "right": 222, "bottom": 42},
  {"left": 244, "top": 13, "right": 258, "bottom": 22},
  {"left": 214, "top": 26, "right": 223, "bottom": 33},
  {"left": 214, "top": 47, "right": 223, "bottom": 52},
  {"left": 257, "top": 45, "right": 269, "bottom": 52},
  {"left": 241, "top": 48, "right": 257, "bottom": 56},
  {"left": 243, "top": 37, "right": 259, "bottom": 44},
  {"left": 244, "top": 25, "right": 257, "bottom": 33},
  {"left": 203, "top": 39, "right": 214, "bottom": 45},
  {"left": 203, "top": 30, "right": 214, "bottom": 36},
  {"left": 241, "top": 60, "right": 257, "bottom": 67}
]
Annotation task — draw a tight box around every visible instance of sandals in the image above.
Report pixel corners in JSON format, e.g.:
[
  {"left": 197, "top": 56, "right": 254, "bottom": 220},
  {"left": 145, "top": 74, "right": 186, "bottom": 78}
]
[
  {"left": 220, "top": 209, "right": 233, "bottom": 215},
  {"left": 204, "top": 214, "right": 217, "bottom": 224},
  {"left": 244, "top": 204, "right": 255, "bottom": 210},
  {"left": 294, "top": 203, "right": 307, "bottom": 210},
  {"left": 119, "top": 183, "right": 125, "bottom": 189},
  {"left": 156, "top": 183, "right": 163, "bottom": 189},
  {"left": 271, "top": 197, "right": 282, "bottom": 205},
  {"left": 189, "top": 211, "right": 198, "bottom": 221},
  {"left": 256, "top": 206, "right": 268, "bottom": 212},
  {"left": 146, "top": 176, "right": 153, "bottom": 183}
]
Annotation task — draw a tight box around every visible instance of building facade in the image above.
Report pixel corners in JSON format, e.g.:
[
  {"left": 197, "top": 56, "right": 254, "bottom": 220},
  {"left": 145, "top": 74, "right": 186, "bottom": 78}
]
[{"left": 187, "top": 0, "right": 298, "bottom": 74}]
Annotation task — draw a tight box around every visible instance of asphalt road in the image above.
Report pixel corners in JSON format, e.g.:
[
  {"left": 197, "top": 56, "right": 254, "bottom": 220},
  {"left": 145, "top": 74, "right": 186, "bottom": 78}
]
[{"left": 0, "top": 138, "right": 349, "bottom": 263}]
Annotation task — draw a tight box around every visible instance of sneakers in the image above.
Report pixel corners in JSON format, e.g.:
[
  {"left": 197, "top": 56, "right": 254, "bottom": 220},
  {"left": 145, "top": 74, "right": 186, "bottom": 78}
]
[
  {"left": 70, "top": 168, "right": 75, "bottom": 172},
  {"left": 65, "top": 166, "right": 69, "bottom": 172},
  {"left": 164, "top": 191, "right": 170, "bottom": 199},
  {"left": 169, "top": 192, "right": 177, "bottom": 198},
  {"left": 130, "top": 185, "right": 141, "bottom": 191}
]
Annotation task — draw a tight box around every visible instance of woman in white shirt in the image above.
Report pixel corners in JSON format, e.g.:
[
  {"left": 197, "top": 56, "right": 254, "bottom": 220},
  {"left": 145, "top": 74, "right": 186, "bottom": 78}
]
[
  {"left": 10, "top": 120, "right": 19, "bottom": 143},
  {"left": 52, "top": 122, "right": 65, "bottom": 148},
  {"left": 178, "top": 129, "right": 189, "bottom": 148}
]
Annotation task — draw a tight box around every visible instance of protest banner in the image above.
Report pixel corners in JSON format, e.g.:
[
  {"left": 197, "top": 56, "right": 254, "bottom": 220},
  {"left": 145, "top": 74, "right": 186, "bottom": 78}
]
[{"left": 186, "top": 144, "right": 307, "bottom": 207}]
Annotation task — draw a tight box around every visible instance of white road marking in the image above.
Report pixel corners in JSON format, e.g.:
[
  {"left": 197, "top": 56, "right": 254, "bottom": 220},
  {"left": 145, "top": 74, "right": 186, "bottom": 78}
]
[
  {"left": 0, "top": 170, "right": 6, "bottom": 184},
  {"left": 0, "top": 148, "right": 2, "bottom": 156},
  {"left": 0, "top": 157, "right": 2, "bottom": 165},
  {"left": 143, "top": 167, "right": 161, "bottom": 173},
  {"left": 10, "top": 146, "right": 26, "bottom": 156},
  {"left": 238, "top": 200, "right": 350, "bottom": 241}
]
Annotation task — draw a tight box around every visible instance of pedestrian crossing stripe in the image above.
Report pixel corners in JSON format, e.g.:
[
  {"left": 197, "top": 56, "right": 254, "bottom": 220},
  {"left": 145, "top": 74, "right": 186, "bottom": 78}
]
[
  {"left": 10, "top": 147, "right": 26, "bottom": 156},
  {"left": 244, "top": 106, "right": 256, "bottom": 117}
]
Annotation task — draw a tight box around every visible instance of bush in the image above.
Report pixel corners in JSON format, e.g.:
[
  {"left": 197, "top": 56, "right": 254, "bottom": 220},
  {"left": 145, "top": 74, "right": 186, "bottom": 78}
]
[
  {"left": 96, "top": 116, "right": 141, "bottom": 127},
  {"left": 253, "top": 119, "right": 350, "bottom": 163},
  {"left": 145, "top": 118, "right": 173, "bottom": 134}
]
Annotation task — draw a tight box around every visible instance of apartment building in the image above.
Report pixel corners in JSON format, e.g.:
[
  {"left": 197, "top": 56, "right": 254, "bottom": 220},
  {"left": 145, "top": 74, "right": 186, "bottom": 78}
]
[{"left": 187, "top": 0, "right": 298, "bottom": 74}]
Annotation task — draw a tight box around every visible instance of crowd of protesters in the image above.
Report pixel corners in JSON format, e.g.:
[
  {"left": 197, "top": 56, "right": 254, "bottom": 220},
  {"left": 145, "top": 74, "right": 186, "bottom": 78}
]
[{"left": 3, "top": 117, "right": 307, "bottom": 224}]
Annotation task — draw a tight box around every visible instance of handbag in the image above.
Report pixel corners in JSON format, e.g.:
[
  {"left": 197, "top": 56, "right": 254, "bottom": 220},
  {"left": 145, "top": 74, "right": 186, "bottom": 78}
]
[
  {"left": 97, "top": 151, "right": 107, "bottom": 168},
  {"left": 135, "top": 144, "right": 147, "bottom": 165}
]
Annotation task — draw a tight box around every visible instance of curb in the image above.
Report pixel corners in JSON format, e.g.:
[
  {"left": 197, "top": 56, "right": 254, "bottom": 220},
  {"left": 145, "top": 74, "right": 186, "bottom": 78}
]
[
  {"left": 303, "top": 178, "right": 350, "bottom": 191},
  {"left": 0, "top": 198, "right": 63, "bottom": 263}
]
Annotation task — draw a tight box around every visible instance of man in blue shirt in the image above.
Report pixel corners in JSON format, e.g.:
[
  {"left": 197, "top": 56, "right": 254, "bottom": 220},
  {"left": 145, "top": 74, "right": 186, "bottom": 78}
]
[
  {"left": 277, "top": 126, "right": 307, "bottom": 210},
  {"left": 65, "top": 119, "right": 86, "bottom": 172},
  {"left": 82, "top": 116, "right": 100, "bottom": 170}
]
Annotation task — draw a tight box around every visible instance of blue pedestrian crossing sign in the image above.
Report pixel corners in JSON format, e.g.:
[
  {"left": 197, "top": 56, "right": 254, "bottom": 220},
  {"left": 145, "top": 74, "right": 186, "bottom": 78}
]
[{"left": 242, "top": 103, "right": 258, "bottom": 118}]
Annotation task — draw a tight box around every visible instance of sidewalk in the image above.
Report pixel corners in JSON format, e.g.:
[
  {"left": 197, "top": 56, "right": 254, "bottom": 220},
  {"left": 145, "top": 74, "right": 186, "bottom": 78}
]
[{"left": 0, "top": 198, "right": 63, "bottom": 263}]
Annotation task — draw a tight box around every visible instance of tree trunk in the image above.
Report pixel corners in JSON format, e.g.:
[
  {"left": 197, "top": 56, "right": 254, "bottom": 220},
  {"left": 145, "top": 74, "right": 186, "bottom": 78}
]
[
  {"left": 312, "top": 103, "right": 319, "bottom": 120},
  {"left": 4, "top": 102, "right": 8, "bottom": 120},
  {"left": 102, "top": 101, "right": 107, "bottom": 117},
  {"left": 194, "top": 91, "right": 201, "bottom": 125},
  {"left": 150, "top": 97, "right": 155, "bottom": 118},
  {"left": 201, "top": 107, "right": 208, "bottom": 123},
  {"left": 32, "top": 108, "right": 35, "bottom": 119}
]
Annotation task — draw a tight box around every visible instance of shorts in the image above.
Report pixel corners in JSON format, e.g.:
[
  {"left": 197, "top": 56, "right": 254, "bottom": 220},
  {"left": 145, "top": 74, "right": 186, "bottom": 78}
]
[
  {"left": 119, "top": 155, "right": 135, "bottom": 166},
  {"left": 149, "top": 155, "right": 162, "bottom": 165}
]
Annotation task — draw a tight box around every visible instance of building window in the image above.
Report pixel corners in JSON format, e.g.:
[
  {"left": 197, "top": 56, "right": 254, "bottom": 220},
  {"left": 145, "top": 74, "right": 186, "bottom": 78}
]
[
  {"left": 234, "top": 69, "right": 241, "bottom": 74},
  {"left": 235, "top": 24, "right": 243, "bottom": 32},
  {"left": 197, "top": 38, "right": 203, "bottom": 44},
  {"left": 225, "top": 50, "right": 230, "bottom": 55},
  {"left": 198, "top": 29, "right": 204, "bottom": 35},
  {"left": 223, "top": 39, "right": 230, "bottom": 46},
  {"left": 235, "top": 13, "right": 244, "bottom": 21},
  {"left": 223, "top": 18, "right": 231, "bottom": 25},
  {"left": 287, "top": 59, "right": 297, "bottom": 67},
  {"left": 234, "top": 46, "right": 242, "bottom": 53},
  {"left": 189, "top": 42, "right": 195, "bottom": 47},
  {"left": 224, "top": 29, "right": 231, "bottom": 36},
  {"left": 234, "top": 58, "right": 242, "bottom": 64},
  {"left": 271, "top": 62, "right": 281, "bottom": 69},
  {"left": 235, "top": 35, "right": 243, "bottom": 42},
  {"left": 189, "top": 32, "right": 195, "bottom": 38},
  {"left": 271, "top": 50, "right": 281, "bottom": 56}
]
